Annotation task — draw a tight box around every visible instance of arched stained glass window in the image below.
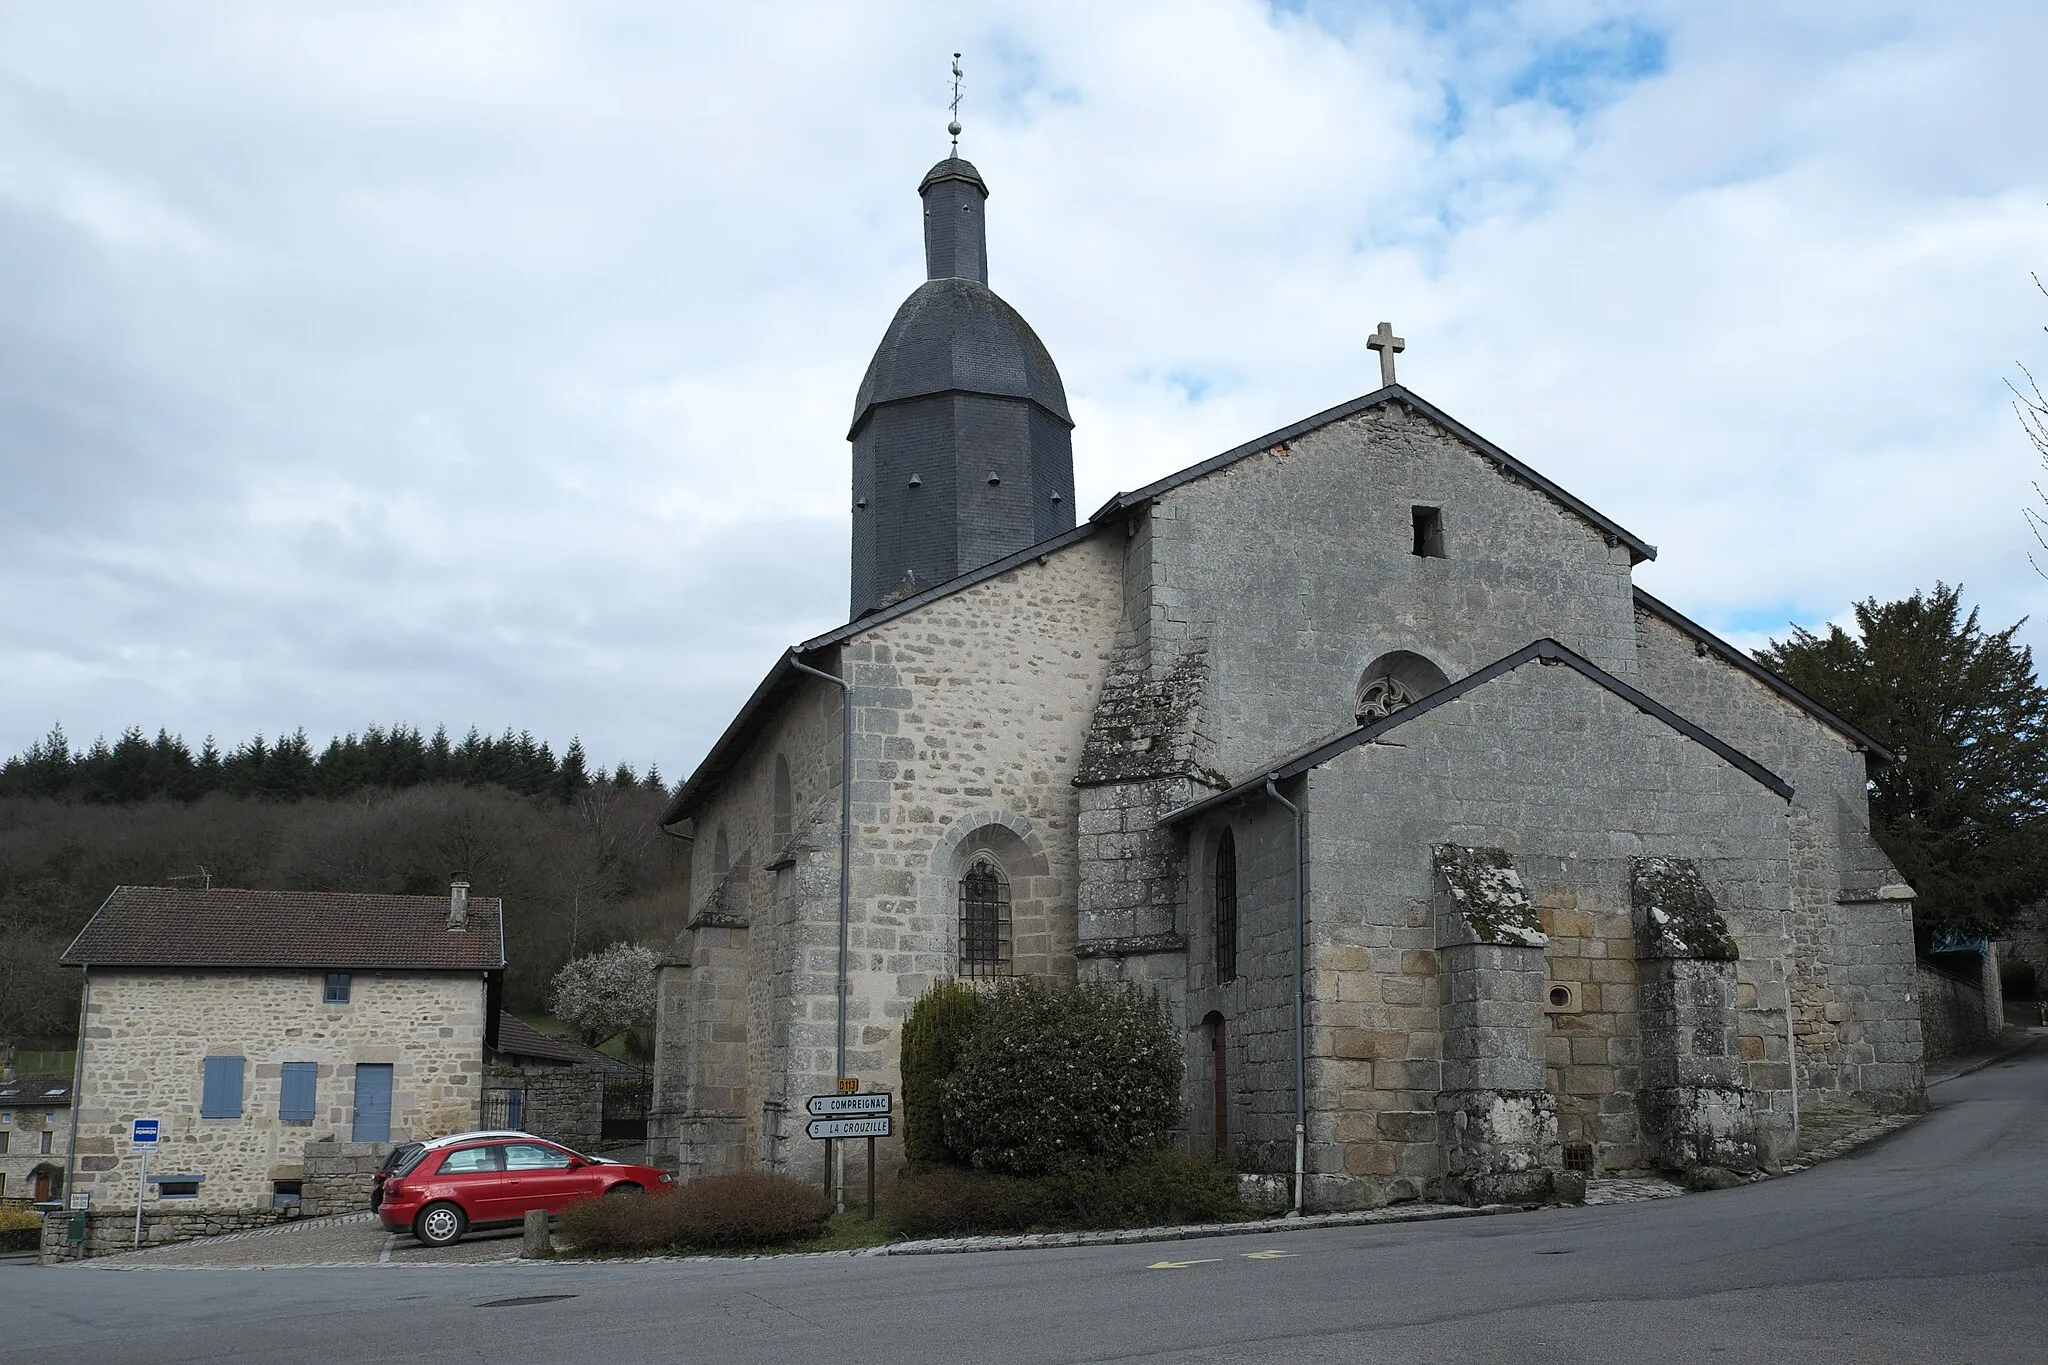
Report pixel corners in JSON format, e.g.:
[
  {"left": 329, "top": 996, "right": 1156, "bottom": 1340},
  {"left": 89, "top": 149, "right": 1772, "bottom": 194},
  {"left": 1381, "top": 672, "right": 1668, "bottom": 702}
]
[
  {"left": 1214, "top": 828, "right": 1238, "bottom": 984},
  {"left": 959, "top": 857, "right": 1012, "bottom": 979}
]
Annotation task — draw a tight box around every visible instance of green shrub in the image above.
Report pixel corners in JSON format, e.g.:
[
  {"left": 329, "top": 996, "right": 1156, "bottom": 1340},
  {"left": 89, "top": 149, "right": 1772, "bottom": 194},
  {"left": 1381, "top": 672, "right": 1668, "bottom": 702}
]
[
  {"left": 556, "top": 1170, "right": 832, "bottom": 1255},
  {"left": 0, "top": 1206, "right": 42, "bottom": 1252},
  {"left": 938, "top": 978, "right": 1182, "bottom": 1175},
  {"left": 899, "top": 979, "right": 985, "bottom": 1172},
  {"left": 882, "top": 1149, "right": 1243, "bottom": 1237}
]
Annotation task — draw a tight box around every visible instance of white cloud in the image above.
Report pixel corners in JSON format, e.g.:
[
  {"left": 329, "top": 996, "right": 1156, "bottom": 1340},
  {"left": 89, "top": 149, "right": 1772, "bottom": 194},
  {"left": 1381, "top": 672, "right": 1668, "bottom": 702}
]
[{"left": 0, "top": 0, "right": 2042, "bottom": 777}]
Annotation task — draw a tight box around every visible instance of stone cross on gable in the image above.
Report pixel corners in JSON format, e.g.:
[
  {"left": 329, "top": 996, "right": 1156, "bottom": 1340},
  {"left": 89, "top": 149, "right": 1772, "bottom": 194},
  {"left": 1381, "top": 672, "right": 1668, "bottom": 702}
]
[{"left": 1368, "top": 321, "right": 1405, "bottom": 388}]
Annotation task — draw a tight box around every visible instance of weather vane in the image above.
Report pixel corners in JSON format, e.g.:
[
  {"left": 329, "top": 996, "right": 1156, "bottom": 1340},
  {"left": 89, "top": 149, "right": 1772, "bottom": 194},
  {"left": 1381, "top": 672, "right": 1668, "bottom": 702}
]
[{"left": 948, "top": 53, "right": 963, "bottom": 155}]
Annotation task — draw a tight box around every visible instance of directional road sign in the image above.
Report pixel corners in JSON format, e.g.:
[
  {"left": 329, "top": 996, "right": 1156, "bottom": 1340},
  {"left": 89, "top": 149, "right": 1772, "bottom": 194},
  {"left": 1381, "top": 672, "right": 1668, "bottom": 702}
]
[
  {"left": 806, "top": 1115, "right": 891, "bottom": 1141},
  {"left": 131, "top": 1118, "right": 160, "bottom": 1147},
  {"left": 806, "top": 1092, "right": 891, "bottom": 1117}
]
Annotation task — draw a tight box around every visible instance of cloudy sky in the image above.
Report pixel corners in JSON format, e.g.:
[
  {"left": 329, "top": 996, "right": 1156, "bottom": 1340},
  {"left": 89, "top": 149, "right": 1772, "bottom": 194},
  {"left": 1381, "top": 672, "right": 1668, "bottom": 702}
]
[{"left": 3, "top": 1, "right": 2043, "bottom": 779}]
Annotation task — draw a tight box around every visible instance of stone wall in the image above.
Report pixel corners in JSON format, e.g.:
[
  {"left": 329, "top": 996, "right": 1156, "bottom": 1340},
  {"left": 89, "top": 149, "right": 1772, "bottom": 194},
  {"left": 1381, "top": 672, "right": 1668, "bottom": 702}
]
[
  {"left": 1294, "top": 659, "right": 1796, "bottom": 1208},
  {"left": 40, "top": 1205, "right": 302, "bottom": 1263},
  {"left": 485, "top": 1064, "right": 604, "bottom": 1152},
  {"left": 1634, "top": 607, "right": 1922, "bottom": 1105},
  {"left": 70, "top": 968, "right": 488, "bottom": 1211},
  {"left": 299, "top": 1137, "right": 394, "bottom": 1214},
  {"left": 664, "top": 534, "right": 1123, "bottom": 1188},
  {"left": 1916, "top": 962, "right": 1997, "bottom": 1061},
  {"left": 1131, "top": 401, "right": 1643, "bottom": 785}
]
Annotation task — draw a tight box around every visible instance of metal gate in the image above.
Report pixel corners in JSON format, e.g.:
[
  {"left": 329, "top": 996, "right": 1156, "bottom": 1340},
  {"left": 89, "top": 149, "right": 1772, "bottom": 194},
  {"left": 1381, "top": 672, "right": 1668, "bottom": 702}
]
[{"left": 601, "top": 1073, "right": 650, "bottom": 1141}]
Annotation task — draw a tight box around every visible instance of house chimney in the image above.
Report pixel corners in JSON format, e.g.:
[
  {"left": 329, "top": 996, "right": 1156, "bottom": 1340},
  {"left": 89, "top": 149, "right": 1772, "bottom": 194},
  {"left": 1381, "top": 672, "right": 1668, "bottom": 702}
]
[{"left": 448, "top": 880, "right": 471, "bottom": 932}]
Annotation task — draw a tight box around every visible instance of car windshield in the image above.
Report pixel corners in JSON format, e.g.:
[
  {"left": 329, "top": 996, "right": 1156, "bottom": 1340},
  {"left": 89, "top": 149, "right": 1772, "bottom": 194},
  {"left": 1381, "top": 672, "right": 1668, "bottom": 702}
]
[{"left": 390, "top": 1144, "right": 431, "bottom": 1177}]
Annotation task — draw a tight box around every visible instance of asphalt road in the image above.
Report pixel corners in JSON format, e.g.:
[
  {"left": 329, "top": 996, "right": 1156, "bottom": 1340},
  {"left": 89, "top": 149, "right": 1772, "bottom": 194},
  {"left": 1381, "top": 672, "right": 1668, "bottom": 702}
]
[{"left": 6, "top": 1042, "right": 2044, "bottom": 1365}]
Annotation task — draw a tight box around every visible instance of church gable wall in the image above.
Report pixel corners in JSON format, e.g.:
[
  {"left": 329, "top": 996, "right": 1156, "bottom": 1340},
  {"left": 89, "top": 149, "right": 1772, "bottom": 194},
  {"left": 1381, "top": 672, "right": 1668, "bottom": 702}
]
[
  {"left": 1632, "top": 608, "right": 1922, "bottom": 1102},
  {"left": 1133, "top": 401, "right": 1639, "bottom": 782},
  {"left": 1295, "top": 661, "right": 1796, "bottom": 1206}
]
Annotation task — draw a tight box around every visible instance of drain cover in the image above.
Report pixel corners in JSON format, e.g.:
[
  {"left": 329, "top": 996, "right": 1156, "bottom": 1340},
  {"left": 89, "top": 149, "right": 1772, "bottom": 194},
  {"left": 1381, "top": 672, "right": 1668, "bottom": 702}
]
[{"left": 477, "top": 1294, "right": 579, "bottom": 1308}]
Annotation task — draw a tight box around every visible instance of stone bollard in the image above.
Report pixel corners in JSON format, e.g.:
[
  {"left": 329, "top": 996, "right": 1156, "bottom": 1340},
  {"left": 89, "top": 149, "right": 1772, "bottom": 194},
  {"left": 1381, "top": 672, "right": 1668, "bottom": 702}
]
[{"left": 521, "top": 1208, "right": 553, "bottom": 1259}]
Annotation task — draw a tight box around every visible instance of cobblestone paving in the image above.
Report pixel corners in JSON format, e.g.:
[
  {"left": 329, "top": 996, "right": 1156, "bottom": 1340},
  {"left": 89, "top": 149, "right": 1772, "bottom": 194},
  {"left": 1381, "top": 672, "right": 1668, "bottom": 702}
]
[{"left": 1581, "top": 1176, "right": 1686, "bottom": 1205}]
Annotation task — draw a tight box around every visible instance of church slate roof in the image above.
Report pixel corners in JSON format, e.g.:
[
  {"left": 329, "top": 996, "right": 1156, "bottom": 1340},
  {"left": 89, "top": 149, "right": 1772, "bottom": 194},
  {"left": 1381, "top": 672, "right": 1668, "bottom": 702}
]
[
  {"left": 848, "top": 277, "right": 1072, "bottom": 438},
  {"left": 1164, "top": 637, "right": 1795, "bottom": 825},
  {"left": 1631, "top": 588, "right": 1896, "bottom": 761},
  {"left": 60, "top": 886, "right": 507, "bottom": 972}
]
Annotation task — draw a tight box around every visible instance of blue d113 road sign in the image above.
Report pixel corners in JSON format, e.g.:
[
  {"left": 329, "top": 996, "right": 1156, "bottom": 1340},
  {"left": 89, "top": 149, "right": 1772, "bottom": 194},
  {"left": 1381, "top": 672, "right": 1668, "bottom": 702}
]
[{"left": 131, "top": 1118, "right": 161, "bottom": 1147}]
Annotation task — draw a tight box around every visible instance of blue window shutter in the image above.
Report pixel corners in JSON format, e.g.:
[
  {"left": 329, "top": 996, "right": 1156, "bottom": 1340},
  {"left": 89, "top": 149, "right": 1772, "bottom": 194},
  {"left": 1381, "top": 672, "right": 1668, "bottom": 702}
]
[
  {"left": 201, "top": 1056, "right": 244, "bottom": 1118},
  {"left": 279, "top": 1063, "right": 317, "bottom": 1123},
  {"left": 351, "top": 1064, "right": 393, "bottom": 1142}
]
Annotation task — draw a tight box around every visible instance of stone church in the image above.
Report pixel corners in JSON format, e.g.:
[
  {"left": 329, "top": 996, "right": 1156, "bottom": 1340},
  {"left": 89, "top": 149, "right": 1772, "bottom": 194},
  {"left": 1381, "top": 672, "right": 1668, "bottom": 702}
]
[{"left": 649, "top": 152, "right": 1924, "bottom": 1209}]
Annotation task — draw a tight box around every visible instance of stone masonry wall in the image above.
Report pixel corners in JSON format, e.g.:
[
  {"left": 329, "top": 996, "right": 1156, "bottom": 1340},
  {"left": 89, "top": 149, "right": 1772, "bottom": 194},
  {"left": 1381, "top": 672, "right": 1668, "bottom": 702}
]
[
  {"left": 0, "top": 1097, "right": 69, "bottom": 1203},
  {"left": 1298, "top": 660, "right": 1795, "bottom": 1209},
  {"left": 1634, "top": 608, "right": 1922, "bottom": 1105},
  {"left": 70, "top": 969, "right": 487, "bottom": 1211},
  {"left": 1135, "top": 400, "right": 1643, "bottom": 785},
  {"left": 662, "top": 535, "right": 1122, "bottom": 1188},
  {"left": 1915, "top": 962, "right": 1997, "bottom": 1061},
  {"left": 299, "top": 1138, "right": 394, "bottom": 1214}
]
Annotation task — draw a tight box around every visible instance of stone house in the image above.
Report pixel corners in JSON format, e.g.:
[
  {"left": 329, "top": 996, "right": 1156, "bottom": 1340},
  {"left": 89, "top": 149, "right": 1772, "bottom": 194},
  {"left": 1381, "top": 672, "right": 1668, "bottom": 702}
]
[
  {"left": 0, "top": 1075, "right": 71, "bottom": 1206},
  {"left": 60, "top": 883, "right": 503, "bottom": 1215},
  {"left": 649, "top": 152, "right": 1924, "bottom": 1209}
]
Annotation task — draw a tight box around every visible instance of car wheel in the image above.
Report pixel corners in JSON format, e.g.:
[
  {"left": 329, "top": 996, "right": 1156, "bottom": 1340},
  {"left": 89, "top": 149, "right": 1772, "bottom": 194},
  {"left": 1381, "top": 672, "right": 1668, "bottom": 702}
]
[
  {"left": 414, "top": 1201, "right": 467, "bottom": 1247},
  {"left": 605, "top": 1183, "right": 644, "bottom": 1198}
]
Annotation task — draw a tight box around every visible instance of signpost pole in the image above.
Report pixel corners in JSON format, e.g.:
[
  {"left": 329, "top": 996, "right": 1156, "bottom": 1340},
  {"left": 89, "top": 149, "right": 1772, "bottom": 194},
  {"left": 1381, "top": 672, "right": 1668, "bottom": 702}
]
[
  {"left": 134, "top": 1146, "right": 146, "bottom": 1250},
  {"left": 822, "top": 1139, "right": 832, "bottom": 1200},
  {"left": 866, "top": 1135, "right": 876, "bottom": 1222}
]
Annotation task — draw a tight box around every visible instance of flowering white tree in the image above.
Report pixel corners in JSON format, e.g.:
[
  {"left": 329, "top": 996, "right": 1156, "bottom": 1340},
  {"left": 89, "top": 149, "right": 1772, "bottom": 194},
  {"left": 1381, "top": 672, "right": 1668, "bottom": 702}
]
[{"left": 547, "top": 941, "right": 658, "bottom": 1046}]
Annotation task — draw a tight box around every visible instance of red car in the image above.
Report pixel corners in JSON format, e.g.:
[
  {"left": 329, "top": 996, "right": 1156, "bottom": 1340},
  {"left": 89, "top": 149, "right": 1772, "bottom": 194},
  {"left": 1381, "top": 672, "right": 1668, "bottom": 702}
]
[{"left": 376, "top": 1131, "right": 672, "bottom": 1246}]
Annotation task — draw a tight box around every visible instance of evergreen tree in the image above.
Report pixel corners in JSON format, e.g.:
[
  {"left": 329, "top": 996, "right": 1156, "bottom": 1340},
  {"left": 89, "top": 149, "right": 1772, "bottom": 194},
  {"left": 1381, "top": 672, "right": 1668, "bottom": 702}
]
[
  {"left": 558, "top": 739, "right": 591, "bottom": 803},
  {"left": 1757, "top": 583, "right": 2048, "bottom": 936}
]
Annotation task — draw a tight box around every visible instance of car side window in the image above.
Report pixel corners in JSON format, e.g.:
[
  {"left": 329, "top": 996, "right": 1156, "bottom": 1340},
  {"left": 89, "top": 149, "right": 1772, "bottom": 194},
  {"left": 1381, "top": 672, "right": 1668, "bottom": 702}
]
[
  {"left": 503, "top": 1142, "right": 575, "bottom": 1171},
  {"left": 438, "top": 1145, "right": 505, "bottom": 1175}
]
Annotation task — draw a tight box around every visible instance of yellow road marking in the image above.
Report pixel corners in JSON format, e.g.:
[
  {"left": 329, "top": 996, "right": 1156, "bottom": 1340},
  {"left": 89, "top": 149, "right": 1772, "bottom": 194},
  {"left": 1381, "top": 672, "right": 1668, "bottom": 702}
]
[
  {"left": 1240, "top": 1250, "right": 1295, "bottom": 1260},
  {"left": 1147, "top": 1258, "right": 1222, "bottom": 1269}
]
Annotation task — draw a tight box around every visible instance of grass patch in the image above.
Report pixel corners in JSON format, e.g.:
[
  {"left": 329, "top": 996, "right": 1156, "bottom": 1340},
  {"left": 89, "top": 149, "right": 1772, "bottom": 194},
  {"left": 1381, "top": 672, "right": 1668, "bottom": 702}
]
[{"left": 790, "top": 1211, "right": 896, "bottom": 1253}]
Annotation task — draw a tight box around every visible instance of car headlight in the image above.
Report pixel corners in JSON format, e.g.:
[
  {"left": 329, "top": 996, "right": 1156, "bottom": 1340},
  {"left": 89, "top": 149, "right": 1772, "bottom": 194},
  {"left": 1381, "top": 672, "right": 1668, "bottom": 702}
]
[{"left": 658, "top": 1173, "right": 673, "bottom": 1183}]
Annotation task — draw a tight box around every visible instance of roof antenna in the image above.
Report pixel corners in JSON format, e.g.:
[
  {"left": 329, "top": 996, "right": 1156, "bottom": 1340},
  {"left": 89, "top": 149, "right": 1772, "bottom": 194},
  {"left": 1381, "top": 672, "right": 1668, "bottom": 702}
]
[{"left": 948, "top": 52, "right": 963, "bottom": 156}]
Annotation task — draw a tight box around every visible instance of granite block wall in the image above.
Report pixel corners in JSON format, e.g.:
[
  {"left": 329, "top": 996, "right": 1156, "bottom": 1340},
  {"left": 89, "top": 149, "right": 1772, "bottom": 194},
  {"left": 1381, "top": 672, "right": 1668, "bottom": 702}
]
[{"left": 69, "top": 969, "right": 487, "bottom": 1211}]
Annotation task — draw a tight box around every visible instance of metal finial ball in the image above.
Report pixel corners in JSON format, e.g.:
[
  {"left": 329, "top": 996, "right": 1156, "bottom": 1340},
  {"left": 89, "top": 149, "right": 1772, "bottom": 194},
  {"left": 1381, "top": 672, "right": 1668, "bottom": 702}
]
[{"left": 947, "top": 120, "right": 962, "bottom": 136}]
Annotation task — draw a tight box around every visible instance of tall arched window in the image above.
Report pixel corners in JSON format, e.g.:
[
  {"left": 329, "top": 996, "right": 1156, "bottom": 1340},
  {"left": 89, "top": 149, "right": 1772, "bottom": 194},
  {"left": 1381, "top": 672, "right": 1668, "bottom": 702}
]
[
  {"left": 772, "top": 756, "right": 793, "bottom": 844},
  {"left": 1214, "top": 828, "right": 1238, "bottom": 984},
  {"left": 958, "top": 857, "right": 1012, "bottom": 979},
  {"left": 712, "top": 826, "right": 730, "bottom": 880}
]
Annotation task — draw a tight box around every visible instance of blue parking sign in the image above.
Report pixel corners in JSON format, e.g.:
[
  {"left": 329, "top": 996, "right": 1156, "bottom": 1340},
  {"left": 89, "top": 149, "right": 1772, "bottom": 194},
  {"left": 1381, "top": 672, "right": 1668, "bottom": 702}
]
[{"left": 132, "top": 1118, "right": 160, "bottom": 1146}]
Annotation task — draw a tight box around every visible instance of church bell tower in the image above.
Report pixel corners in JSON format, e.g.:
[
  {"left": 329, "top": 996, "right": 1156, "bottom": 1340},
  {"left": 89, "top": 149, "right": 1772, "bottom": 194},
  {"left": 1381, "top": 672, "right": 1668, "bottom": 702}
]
[{"left": 847, "top": 152, "right": 1076, "bottom": 617}]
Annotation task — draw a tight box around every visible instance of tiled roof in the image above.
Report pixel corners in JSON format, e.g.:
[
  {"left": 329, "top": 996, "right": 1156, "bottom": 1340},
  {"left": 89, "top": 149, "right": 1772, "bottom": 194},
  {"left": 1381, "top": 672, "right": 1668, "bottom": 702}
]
[
  {"left": 492, "top": 1013, "right": 643, "bottom": 1075},
  {"left": 493, "top": 1012, "right": 592, "bottom": 1065},
  {"left": 60, "top": 886, "right": 506, "bottom": 972},
  {"left": 0, "top": 1076, "right": 72, "bottom": 1106}
]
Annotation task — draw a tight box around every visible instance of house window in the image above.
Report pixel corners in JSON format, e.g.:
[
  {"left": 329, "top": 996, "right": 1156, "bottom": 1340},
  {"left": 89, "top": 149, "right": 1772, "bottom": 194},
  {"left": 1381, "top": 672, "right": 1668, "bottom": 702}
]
[
  {"left": 323, "top": 972, "right": 352, "bottom": 1004},
  {"left": 0, "top": 1173, "right": 6, "bottom": 1196},
  {"left": 37, "top": 1130, "right": 52, "bottom": 1154},
  {"left": 1214, "top": 829, "right": 1238, "bottom": 984},
  {"left": 279, "top": 1062, "right": 318, "bottom": 1124},
  {"left": 351, "top": 1063, "right": 394, "bottom": 1143},
  {"left": 155, "top": 1178, "right": 201, "bottom": 1200},
  {"left": 271, "top": 1181, "right": 302, "bottom": 1210},
  {"left": 0, "top": 1132, "right": 9, "bottom": 1154},
  {"left": 958, "top": 857, "right": 1012, "bottom": 979},
  {"left": 1356, "top": 674, "right": 1419, "bottom": 725},
  {"left": 1411, "top": 505, "right": 1446, "bottom": 558},
  {"left": 201, "top": 1055, "right": 245, "bottom": 1118}
]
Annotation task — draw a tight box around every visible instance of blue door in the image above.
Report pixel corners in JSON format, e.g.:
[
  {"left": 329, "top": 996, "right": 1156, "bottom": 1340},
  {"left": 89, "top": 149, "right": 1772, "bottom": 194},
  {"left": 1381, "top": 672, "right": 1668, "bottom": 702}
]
[{"left": 351, "top": 1064, "right": 394, "bottom": 1142}]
